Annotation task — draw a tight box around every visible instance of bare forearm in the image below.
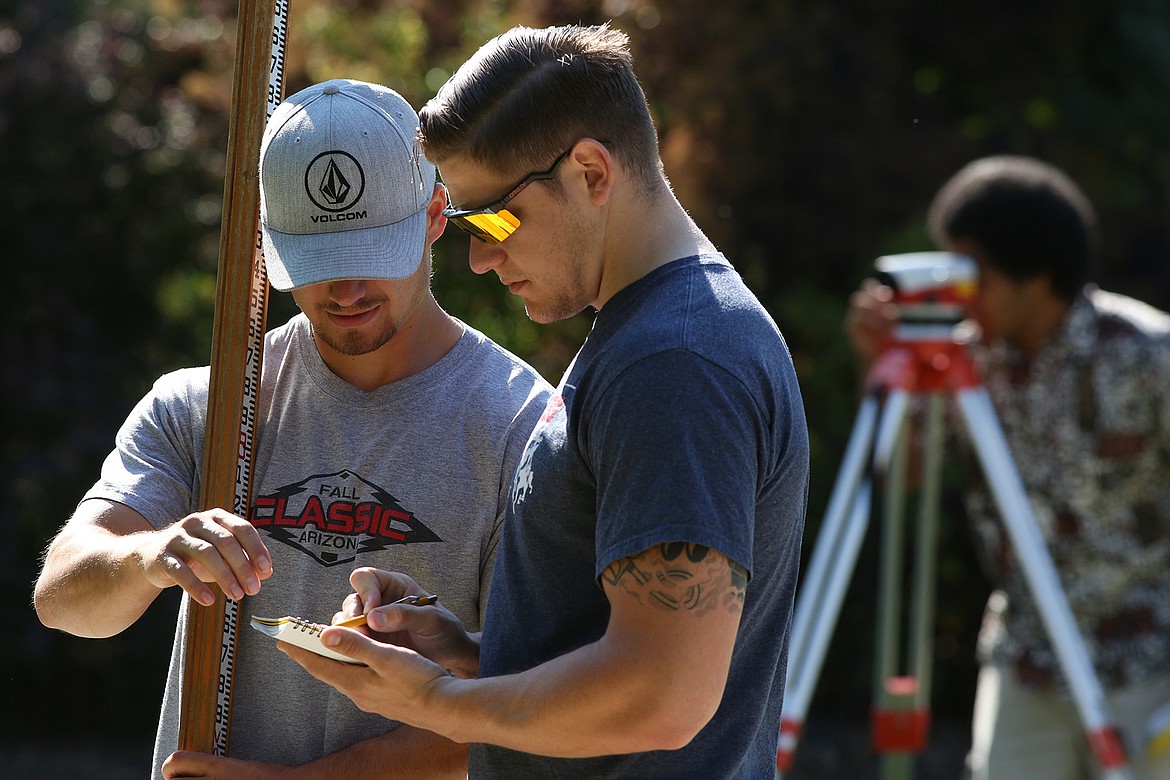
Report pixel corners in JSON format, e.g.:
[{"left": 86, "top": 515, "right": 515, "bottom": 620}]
[
  {"left": 421, "top": 546, "right": 740, "bottom": 756},
  {"left": 37, "top": 501, "right": 272, "bottom": 639},
  {"left": 34, "top": 526, "right": 161, "bottom": 638},
  {"left": 292, "top": 725, "right": 468, "bottom": 779},
  {"left": 289, "top": 632, "right": 693, "bottom": 758},
  {"left": 163, "top": 725, "right": 467, "bottom": 779},
  {"left": 423, "top": 636, "right": 715, "bottom": 757}
]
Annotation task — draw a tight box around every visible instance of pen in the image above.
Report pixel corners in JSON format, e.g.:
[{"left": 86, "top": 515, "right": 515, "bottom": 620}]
[{"left": 334, "top": 593, "right": 439, "bottom": 628}]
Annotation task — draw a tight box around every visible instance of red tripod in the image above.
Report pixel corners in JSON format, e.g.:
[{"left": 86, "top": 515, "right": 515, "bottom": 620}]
[{"left": 776, "top": 253, "right": 1131, "bottom": 779}]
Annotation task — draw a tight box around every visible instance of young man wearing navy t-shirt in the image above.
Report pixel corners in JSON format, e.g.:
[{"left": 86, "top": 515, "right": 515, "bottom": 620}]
[{"left": 287, "top": 25, "right": 810, "bottom": 780}]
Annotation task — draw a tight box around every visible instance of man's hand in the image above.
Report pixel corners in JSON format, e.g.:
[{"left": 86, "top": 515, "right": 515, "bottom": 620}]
[
  {"left": 281, "top": 627, "right": 458, "bottom": 727},
  {"left": 162, "top": 750, "right": 281, "bottom": 779},
  {"left": 845, "top": 279, "right": 899, "bottom": 367},
  {"left": 136, "top": 508, "right": 272, "bottom": 606},
  {"left": 338, "top": 568, "right": 479, "bottom": 678}
]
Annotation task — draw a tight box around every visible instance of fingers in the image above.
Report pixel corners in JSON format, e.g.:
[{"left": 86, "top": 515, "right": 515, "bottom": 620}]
[
  {"left": 334, "top": 591, "right": 366, "bottom": 627},
  {"left": 175, "top": 510, "right": 268, "bottom": 601},
  {"left": 280, "top": 633, "right": 372, "bottom": 691},
  {"left": 280, "top": 638, "right": 392, "bottom": 718},
  {"left": 860, "top": 277, "right": 894, "bottom": 300},
  {"left": 161, "top": 750, "right": 211, "bottom": 778},
  {"left": 281, "top": 629, "right": 453, "bottom": 722},
  {"left": 364, "top": 598, "right": 435, "bottom": 634},
  {"left": 151, "top": 547, "right": 216, "bottom": 607},
  {"left": 365, "top": 604, "right": 406, "bottom": 634},
  {"left": 348, "top": 567, "right": 422, "bottom": 614},
  {"left": 218, "top": 510, "right": 273, "bottom": 581},
  {"left": 162, "top": 750, "right": 250, "bottom": 779},
  {"left": 846, "top": 282, "right": 899, "bottom": 363},
  {"left": 847, "top": 282, "right": 897, "bottom": 324},
  {"left": 348, "top": 567, "right": 387, "bottom": 612},
  {"left": 320, "top": 625, "right": 375, "bottom": 660},
  {"left": 140, "top": 509, "right": 273, "bottom": 606}
]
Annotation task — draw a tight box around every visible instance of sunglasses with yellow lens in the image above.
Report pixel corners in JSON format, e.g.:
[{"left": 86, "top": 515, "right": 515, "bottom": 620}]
[{"left": 442, "top": 149, "right": 571, "bottom": 244}]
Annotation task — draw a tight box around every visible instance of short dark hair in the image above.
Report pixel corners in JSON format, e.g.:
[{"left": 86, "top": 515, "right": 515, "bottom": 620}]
[
  {"left": 418, "top": 24, "right": 663, "bottom": 193},
  {"left": 927, "top": 155, "right": 1097, "bottom": 300}
]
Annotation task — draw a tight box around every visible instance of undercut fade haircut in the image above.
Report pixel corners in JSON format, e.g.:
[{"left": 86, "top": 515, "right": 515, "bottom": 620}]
[
  {"left": 418, "top": 24, "right": 664, "bottom": 194},
  {"left": 927, "top": 155, "right": 1098, "bottom": 300}
]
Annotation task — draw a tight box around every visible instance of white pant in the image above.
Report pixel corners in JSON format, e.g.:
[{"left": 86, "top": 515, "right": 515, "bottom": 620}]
[{"left": 968, "top": 663, "right": 1170, "bottom": 780}]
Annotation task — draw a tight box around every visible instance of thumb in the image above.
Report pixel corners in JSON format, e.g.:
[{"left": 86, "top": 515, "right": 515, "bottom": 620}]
[
  {"left": 365, "top": 603, "right": 411, "bottom": 633},
  {"left": 319, "top": 625, "right": 379, "bottom": 663}
]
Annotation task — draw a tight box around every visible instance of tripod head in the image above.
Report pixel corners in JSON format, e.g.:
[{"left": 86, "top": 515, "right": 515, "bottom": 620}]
[
  {"left": 867, "top": 252, "right": 981, "bottom": 393},
  {"left": 874, "top": 251, "right": 977, "bottom": 335}
]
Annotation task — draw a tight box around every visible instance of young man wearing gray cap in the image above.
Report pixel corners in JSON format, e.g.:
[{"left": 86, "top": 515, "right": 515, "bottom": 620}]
[{"left": 34, "top": 78, "right": 552, "bottom": 779}]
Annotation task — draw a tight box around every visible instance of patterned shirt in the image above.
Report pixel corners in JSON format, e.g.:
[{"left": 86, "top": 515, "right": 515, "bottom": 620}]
[{"left": 963, "top": 285, "right": 1170, "bottom": 689}]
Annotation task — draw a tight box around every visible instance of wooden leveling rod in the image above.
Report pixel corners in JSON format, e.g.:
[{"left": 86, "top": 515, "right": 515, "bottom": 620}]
[{"left": 177, "top": 0, "right": 291, "bottom": 755}]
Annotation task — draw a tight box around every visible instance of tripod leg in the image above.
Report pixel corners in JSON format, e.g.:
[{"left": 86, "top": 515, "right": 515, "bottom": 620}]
[
  {"left": 909, "top": 393, "right": 945, "bottom": 716},
  {"left": 868, "top": 391, "right": 953, "bottom": 779},
  {"left": 955, "top": 387, "right": 1133, "bottom": 780},
  {"left": 874, "top": 395, "right": 910, "bottom": 704},
  {"left": 876, "top": 393, "right": 947, "bottom": 779},
  {"left": 777, "top": 395, "right": 881, "bottom": 776},
  {"left": 873, "top": 388, "right": 912, "bottom": 476},
  {"left": 869, "top": 386, "right": 915, "bottom": 709},
  {"left": 874, "top": 398, "right": 913, "bottom": 780}
]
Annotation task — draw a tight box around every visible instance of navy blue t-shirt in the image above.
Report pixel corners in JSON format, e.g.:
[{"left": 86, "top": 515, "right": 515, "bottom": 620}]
[{"left": 471, "top": 255, "right": 809, "bottom": 779}]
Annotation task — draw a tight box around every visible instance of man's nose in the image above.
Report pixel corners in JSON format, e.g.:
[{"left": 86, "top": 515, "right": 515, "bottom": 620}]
[
  {"left": 468, "top": 240, "right": 506, "bottom": 276},
  {"left": 327, "top": 279, "right": 368, "bottom": 306}
]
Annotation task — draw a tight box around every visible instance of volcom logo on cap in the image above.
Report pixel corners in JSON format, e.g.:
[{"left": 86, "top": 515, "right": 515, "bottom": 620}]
[{"left": 305, "top": 150, "right": 367, "bottom": 219}]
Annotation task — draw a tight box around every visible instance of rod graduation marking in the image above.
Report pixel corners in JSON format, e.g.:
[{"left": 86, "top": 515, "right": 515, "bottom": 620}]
[{"left": 209, "top": 0, "right": 291, "bottom": 756}]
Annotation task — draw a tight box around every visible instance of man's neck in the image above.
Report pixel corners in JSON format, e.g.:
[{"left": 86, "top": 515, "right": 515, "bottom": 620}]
[
  {"left": 317, "top": 297, "right": 463, "bottom": 392},
  {"left": 595, "top": 191, "right": 717, "bottom": 310},
  {"left": 1014, "top": 290, "right": 1074, "bottom": 359}
]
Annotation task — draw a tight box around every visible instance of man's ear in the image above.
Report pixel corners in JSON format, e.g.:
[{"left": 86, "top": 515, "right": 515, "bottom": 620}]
[
  {"left": 569, "top": 138, "right": 615, "bottom": 206},
  {"left": 425, "top": 183, "right": 448, "bottom": 244}
]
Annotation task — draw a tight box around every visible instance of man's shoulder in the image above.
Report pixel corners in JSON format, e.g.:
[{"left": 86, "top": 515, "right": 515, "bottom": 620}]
[
  {"left": 583, "top": 256, "right": 793, "bottom": 397},
  {"left": 459, "top": 324, "right": 551, "bottom": 384},
  {"left": 450, "top": 323, "right": 554, "bottom": 420},
  {"left": 1090, "top": 287, "right": 1170, "bottom": 343},
  {"left": 624, "top": 254, "right": 778, "bottom": 339},
  {"left": 148, "top": 365, "right": 211, "bottom": 405},
  {"left": 263, "top": 312, "right": 308, "bottom": 354},
  {"left": 663, "top": 257, "right": 788, "bottom": 367}
]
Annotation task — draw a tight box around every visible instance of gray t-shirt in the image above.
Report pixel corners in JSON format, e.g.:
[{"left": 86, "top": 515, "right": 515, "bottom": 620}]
[{"left": 83, "top": 314, "right": 552, "bottom": 776}]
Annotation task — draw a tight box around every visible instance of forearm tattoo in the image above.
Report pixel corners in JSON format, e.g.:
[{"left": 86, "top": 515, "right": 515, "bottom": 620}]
[{"left": 601, "top": 542, "right": 747, "bottom": 616}]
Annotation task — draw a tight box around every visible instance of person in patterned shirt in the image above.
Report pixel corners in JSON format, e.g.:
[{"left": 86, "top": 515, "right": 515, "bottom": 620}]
[{"left": 847, "top": 155, "right": 1170, "bottom": 780}]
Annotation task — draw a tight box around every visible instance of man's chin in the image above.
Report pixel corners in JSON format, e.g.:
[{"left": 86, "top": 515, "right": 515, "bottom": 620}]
[{"left": 522, "top": 299, "right": 587, "bottom": 325}]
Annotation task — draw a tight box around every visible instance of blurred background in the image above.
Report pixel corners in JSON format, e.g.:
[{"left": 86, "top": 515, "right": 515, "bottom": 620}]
[{"left": 4, "top": 0, "right": 1170, "bottom": 777}]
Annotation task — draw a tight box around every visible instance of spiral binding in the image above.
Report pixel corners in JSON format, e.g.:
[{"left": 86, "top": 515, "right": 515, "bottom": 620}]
[{"left": 287, "top": 617, "right": 322, "bottom": 635}]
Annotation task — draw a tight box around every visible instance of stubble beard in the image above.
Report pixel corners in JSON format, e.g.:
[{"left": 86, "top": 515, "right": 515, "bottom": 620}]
[
  {"left": 317, "top": 319, "right": 400, "bottom": 356},
  {"left": 312, "top": 295, "right": 400, "bottom": 356},
  {"left": 524, "top": 293, "right": 586, "bottom": 324},
  {"left": 523, "top": 279, "right": 592, "bottom": 324},
  {"left": 523, "top": 238, "right": 594, "bottom": 325}
]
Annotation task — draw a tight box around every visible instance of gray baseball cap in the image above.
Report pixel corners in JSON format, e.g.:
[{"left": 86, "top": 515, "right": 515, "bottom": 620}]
[{"left": 259, "top": 79, "right": 436, "bottom": 291}]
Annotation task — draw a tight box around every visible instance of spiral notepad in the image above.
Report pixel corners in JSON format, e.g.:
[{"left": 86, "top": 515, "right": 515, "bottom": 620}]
[{"left": 250, "top": 615, "right": 364, "bottom": 664}]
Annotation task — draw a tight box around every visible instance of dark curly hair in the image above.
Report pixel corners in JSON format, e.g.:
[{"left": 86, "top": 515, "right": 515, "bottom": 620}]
[{"left": 927, "top": 155, "right": 1098, "bottom": 300}]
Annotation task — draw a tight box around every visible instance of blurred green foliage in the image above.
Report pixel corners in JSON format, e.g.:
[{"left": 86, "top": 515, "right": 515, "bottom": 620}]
[{"left": 5, "top": 0, "right": 1170, "bottom": 773}]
